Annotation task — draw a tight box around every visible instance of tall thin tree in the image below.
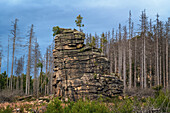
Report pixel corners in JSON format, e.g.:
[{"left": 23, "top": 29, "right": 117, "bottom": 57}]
[
  {"left": 128, "top": 11, "right": 132, "bottom": 88},
  {"left": 10, "top": 19, "right": 18, "bottom": 90},
  {"left": 165, "top": 20, "right": 169, "bottom": 88},
  {"left": 26, "top": 24, "right": 34, "bottom": 95},
  {"left": 118, "top": 24, "right": 122, "bottom": 80},
  {"left": 123, "top": 26, "right": 127, "bottom": 90}
]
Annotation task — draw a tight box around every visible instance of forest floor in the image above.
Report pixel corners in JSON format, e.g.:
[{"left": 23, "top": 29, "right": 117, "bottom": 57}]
[
  {"left": 0, "top": 95, "right": 51, "bottom": 112},
  {"left": 0, "top": 88, "right": 169, "bottom": 113}
]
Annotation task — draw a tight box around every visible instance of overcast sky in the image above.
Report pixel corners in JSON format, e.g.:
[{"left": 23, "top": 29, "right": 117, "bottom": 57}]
[{"left": 0, "top": 0, "right": 169, "bottom": 74}]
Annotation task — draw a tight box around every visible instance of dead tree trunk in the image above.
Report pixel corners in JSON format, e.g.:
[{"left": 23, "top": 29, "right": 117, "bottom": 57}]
[
  {"left": 123, "top": 26, "right": 127, "bottom": 91},
  {"left": 0, "top": 55, "right": 1, "bottom": 74},
  {"left": 114, "top": 32, "right": 118, "bottom": 73},
  {"left": 33, "top": 39, "right": 38, "bottom": 97},
  {"left": 156, "top": 14, "right": 160, "bottom": 86},
  {"left": 7, "top": 36, "right": 9, "bottom": 88},
  {"left": 118, "top": 24, "right": 122, "bottom": 80},
  {"left": 10, "top": 19, "right": 18, "bottom": 90},
  {"left": 143, "top": 11, "right": 147, "bottom": 88},
  {"left": 165, "top": 21, "right": 169, "bottom": 88},
  {"left": 45, "top": 48, "right": 49, "bottom": 95},
  {"left": 26, "top": 24, "right": 34, "bottom": 95},
  {"left": 128, "top": 11, "right": 132, "bottom": 88}
]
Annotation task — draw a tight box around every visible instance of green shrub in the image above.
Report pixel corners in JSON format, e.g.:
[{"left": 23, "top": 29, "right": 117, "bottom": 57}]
[
  {"left": 45, "top": 98, "right": 109, "bottom": 113},
  {"left": 53, "top": 26, "right": 62, "bottom": 36},
  {"left": 68, "top": 100, "right": 109, "bottom": 113},
  {"left": 154, "top": 90, "right": 170, "bottom": 112},
  {"left": 45, "top": 97, "right": 63, "bottom": 113},
  {"left": 112, "top": 97, "right": 134, "bottom": 113},
  {"left": 63, "top": 101, "right": 75, "bottom": 113},
  {"left": 145, "top": 90, "right": 170, "bottom": 112},
  {"left": 152, "top": 85, "right": 163, "bottom": 97},
  {"left": 152, "top": 85, "right": 163, "bottom": 91},
  {"left": 45, "top": 92, "right": 170, "bottom": 113},
  {"left": 0, "top": 105, "right": 13, "bottom": 113},
  {"left": 20, "top": 106, "right": 24, "bottom": 113}
]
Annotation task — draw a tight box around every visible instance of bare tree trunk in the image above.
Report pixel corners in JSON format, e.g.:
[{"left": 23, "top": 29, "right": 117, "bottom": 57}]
[
  {"left": 110, "top": 52, "right": 113, "bottom": 74},
  {"left": 149, "top": 19, "right": 152, "bottom": 88},
  {"left": 26, "top": 24, "right": 33, "bottom": 95},
  {"left": 141, "top": 46, "right": 144, "bottom": 89},
  {"left": 160, "top": 55, "right": 162, "bottom": 85},
  {"left": 156, "top": 14, "right": 160, "bottom": 86},
  {"left": 154, "top": 26, "right": 157, "bottom": 86},
  {"left": 37, "top": 76, "right": 39, "bottom": 98},
  {"left": 165, "top": 21, "right": 169, "bottom": 89},
  {"left": 128, "top": 11, "right": 132, "bottom": 89},
  {"left": 107, "top": 31, "right": 110, "bottom": 60},
  {"left": 143, "top": 34, "right": 146, "bottom": 88},
  {"left": 16, "top": 76, "right": 19, "bottom": 90},
  {"left": 10, "top": 19, "right": 18, "bottom": 90},
  {"left": 48, "top": 46, "right": 51, "bottom": 94},
  {"left": 50, "top": 45, "right": 54, "bottom": 94},
  {"left": 110, "top": 30, "right": 113, "bottom": 74},
  {"left": 143, "top": 11, "right": 147, "bottom": 89},
  {"left": 7, "top": 36, "right": 9, "bottom": 88},
  {"left": 149, "top": 58, "right": 152, "bottom": 88},
  {"left": 141, "top": 32, "right": 144, "bottom": 89},
  {"left": 123, "top": 26, "right": 127, "bottom": 91},
  {"left": 12, "top": 77, "right": 14, "bottom": 90},
  {"left": 21, "top": 56, "right": 24, "bottom": 92},
  {"left": 134, "top": 33, "right": 137, "bottom": 88},
  {"left": 114, "top": 32, "right": 118, "bottom": 73},
  {"left": 0, "top": 56, "right": 1, "bottom": 74},
  {"left": 45, "top": 48, "right": 49, "bottom": 95},
  {"left": 50, "top": 65, "right": 53, "bottom": 94},
  {"left": 118, "top": 24, "right": 122, "bottom": 80},
  {"left": 21, "top": 74, "right": 23, "bottom": 92},
  {"left": 163, "top": 38, "right": 166, "bottom": 88},
  {"left": 156, "top": 35, "right": 159, "bottom": 86},
  {"left": 33, "top": 39, "right": 38, "bottom": 97}
]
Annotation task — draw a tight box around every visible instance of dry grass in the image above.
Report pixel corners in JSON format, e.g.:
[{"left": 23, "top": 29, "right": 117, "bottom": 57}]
[{"left": 0, "top": 89, "right": 24, "bottom": 103}]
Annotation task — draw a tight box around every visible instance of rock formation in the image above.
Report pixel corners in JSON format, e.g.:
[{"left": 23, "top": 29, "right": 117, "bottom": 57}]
[{"left": 53, "top": 28, "right": 123, "bottom": 100}]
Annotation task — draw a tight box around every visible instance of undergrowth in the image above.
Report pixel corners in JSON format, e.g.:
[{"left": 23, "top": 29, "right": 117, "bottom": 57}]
[
  {"left": 46, "top": 89, "right": 170, "bottom": 113},
  {"left": 0, "top": 105, "right": 13, "bottom": 113}
]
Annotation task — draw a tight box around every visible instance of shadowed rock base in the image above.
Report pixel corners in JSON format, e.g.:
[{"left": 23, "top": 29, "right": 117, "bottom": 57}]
[{"left": 53, "top": 28, "right": 123, "bottom": 100}]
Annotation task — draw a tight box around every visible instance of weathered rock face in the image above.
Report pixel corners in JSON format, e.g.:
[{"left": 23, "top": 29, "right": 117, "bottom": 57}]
[{"left": 53, "top": 28, "right": 123, "bottom": 100}]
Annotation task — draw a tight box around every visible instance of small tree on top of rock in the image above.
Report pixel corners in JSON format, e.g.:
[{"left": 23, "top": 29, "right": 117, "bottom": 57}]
[
  {"left": 53, "top": 26, "right": 60, "bottom": 36},
  {"left": 75, "top": 14, "right": 84, "bottom": 31}
]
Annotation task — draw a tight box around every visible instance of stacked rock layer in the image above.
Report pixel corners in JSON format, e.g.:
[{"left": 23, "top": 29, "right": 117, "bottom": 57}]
[{"left": 53, "top": 28, "right": 123, "bottom": 100}]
